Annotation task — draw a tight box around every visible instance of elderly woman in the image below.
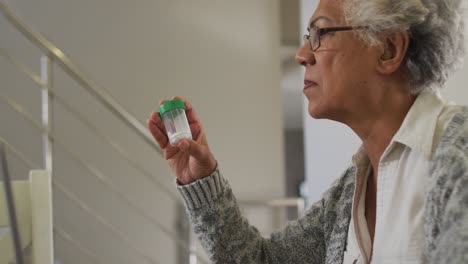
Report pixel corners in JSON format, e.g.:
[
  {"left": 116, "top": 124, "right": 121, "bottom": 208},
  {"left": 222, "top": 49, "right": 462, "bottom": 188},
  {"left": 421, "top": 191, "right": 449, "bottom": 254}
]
[{"left": 148, "top": 0, "right": 467, "bottom": 263}]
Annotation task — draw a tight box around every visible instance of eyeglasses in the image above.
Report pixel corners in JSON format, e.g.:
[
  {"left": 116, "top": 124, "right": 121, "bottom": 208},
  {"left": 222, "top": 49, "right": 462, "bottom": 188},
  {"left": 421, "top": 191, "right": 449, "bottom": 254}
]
[{"left": 303, "top": 26, "right": 369, "bottom": 51}]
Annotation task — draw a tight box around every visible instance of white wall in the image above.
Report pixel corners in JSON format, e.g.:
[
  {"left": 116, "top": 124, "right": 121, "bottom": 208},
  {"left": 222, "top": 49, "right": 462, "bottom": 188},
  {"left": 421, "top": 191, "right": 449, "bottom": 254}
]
[
  {"left": 0, "top": 0, "right": 284, "bottom": 263},
  {"left": 444, "top": 24, "right": 468, "bottom": 104},
  {"left": 299, "top": 0, "right": 468, "bottom": 205}
]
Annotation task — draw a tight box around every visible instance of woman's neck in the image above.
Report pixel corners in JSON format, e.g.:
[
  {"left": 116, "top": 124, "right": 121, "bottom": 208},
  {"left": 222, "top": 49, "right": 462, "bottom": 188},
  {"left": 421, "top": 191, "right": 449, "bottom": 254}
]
[{"left": 347, "top": 88, "right": 416, "bottom": 177}]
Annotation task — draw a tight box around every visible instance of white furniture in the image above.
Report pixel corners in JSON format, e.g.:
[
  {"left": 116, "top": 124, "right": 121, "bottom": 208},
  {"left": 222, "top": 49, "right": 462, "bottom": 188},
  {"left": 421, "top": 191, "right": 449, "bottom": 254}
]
[{"left": 0, "top": 170, "right": 54, "bottom": 264}]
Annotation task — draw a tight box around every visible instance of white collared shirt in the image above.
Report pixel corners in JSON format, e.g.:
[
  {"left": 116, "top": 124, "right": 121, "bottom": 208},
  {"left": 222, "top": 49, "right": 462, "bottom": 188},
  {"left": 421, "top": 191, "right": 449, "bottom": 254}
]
[{"left": 342, "top": 92, "right": 463, "bottom": 264}]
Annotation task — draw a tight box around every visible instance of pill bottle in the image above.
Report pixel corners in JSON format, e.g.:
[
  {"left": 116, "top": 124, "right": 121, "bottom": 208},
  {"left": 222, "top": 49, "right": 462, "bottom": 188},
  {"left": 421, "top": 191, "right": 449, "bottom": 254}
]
[{"left": 158, "top": 99, "right": 193, "bottom": 145}]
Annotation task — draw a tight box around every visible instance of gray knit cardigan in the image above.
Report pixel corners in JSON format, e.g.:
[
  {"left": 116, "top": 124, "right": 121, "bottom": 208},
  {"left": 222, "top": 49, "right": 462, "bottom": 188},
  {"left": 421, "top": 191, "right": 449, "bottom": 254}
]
[{"left": 177, "top": 107, "right": 468, "bottom": 264}]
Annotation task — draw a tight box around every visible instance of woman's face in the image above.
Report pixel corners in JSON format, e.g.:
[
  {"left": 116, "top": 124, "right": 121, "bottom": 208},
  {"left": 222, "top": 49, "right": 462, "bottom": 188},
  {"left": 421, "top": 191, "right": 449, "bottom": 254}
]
[{"left": 296, "top": 0, "right": 381, "bottom": 122}]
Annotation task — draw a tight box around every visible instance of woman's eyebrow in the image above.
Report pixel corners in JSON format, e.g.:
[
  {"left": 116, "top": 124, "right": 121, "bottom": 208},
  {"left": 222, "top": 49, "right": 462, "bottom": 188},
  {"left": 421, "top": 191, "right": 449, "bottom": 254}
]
[{"left": 307, "top": 16, "right": 333, "bottom": 31}]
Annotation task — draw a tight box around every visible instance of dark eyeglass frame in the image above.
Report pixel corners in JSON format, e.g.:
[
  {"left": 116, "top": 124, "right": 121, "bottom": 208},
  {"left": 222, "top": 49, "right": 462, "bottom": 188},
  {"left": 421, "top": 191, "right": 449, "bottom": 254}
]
[{"left": 303, "top": 26, "right": 369, "bottom": 51}]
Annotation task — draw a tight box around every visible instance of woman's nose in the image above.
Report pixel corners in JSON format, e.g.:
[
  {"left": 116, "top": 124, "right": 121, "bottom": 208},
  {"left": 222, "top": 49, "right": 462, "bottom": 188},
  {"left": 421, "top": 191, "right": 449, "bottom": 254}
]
[{"left": 295, "top": 42, "right": 316, "bottom": 66}]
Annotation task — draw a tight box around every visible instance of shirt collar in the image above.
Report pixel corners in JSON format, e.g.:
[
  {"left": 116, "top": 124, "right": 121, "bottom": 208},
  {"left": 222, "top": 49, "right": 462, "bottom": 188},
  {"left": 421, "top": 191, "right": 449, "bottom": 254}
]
[
  {"left": 352, "top": 145, "right": 369, "bottom": 167},
  {"left": 392, "top": 91, "right": 446, "bottom": 160}
]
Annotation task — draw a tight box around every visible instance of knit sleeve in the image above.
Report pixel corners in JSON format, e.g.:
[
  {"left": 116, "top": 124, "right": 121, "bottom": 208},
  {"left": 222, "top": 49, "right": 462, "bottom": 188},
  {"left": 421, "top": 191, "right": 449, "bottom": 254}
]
[
  {"left": 177, "top": 168, "right": 329, "bottom": 264},
  {"left": 425, "top": 110, "right": 468, "bottom": 263}
]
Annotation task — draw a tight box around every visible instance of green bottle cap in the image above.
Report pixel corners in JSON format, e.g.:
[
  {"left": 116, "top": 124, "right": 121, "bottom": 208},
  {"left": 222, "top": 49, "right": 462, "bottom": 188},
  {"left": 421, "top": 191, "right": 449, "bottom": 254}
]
[{"left": 158, "top": 99, "right": 186, "bottom": 116}]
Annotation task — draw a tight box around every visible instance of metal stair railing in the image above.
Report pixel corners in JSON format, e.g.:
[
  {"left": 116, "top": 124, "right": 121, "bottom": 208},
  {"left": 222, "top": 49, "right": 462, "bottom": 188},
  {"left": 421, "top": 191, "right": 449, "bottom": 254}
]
[
  {"left": 0, "top": 2, "right": 306, "bottom": 264},
  {"left": 0, "top": 1, "right": 208, "bottom": 263},
  {"left": 0, "top": 97, "right": 174, "bottom": 264},
  {"left": 2, "top": 133, "right": 306, "bottom": 264},
  {"left": 0, "top": 59, "right": 201, "bottom": 261},
  {"left": 0, "top": 1, "right": 160, "bottom": 158},
  {"left": 1, "top": 94, "right": 215, "bottom": 263}
]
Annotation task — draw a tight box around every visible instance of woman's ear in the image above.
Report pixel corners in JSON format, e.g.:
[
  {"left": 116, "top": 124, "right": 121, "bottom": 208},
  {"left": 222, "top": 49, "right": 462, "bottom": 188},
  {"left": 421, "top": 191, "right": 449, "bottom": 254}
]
[{"left": 377, "top": 31, "right": 409, "bottom": 75}]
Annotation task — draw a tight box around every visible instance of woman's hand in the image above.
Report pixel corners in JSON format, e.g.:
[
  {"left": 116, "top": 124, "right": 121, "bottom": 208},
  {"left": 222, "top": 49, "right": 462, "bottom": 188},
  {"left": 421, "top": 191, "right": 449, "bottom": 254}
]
[{"left": 147, "top": 96, "right": 217, "bottom": 185}]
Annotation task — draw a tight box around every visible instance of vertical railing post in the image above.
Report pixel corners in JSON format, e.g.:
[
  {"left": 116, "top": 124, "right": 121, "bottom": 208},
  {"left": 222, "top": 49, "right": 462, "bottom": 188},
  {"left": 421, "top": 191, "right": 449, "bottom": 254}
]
[
  {"left": 189, "top": 226, "right": 197, "bottom": 264},
  {"left": 297, "top": 198, "right": 305, "bottom": 218},
  {"left": 176, "top": 203, "right": 192, "bottom": 264},
  {"left": 40, "top": 55, "right": 53, "bottom": 175},
  {"left": 0, "top": 143, "right": 25, "bottom": 264}
]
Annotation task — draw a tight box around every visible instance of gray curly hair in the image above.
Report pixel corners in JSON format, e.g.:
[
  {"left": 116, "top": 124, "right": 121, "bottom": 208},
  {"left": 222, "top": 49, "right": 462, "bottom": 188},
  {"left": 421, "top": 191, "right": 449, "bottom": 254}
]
[{"left": 343, "top": 0, "right": 467, "bottom": 94}]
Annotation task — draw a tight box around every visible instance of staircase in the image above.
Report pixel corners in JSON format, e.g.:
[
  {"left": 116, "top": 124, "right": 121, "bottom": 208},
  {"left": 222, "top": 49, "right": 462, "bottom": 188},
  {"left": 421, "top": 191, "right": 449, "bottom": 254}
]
[{"left": 0, "top": 2, "right": 202, "bottom": 263}]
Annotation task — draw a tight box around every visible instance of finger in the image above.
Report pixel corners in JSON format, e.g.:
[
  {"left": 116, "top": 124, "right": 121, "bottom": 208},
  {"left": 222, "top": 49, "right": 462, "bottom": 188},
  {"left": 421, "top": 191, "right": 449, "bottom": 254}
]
[
  {"left": 149, "top": 119, "right": 182, "bottom": 160},
  {"left": 178, "top": 139, "right": 214, "bottom": 170},
  {"left": 177, "top": 139, "right": 206, "bottom": 161},
  {"left": 159, "top": 99, "right": 169, "bottom": 106},
  {"left": 147, "top": 118, "right": 169, "bottom": 149},
  {"left": 163, "top": 145, "right": 180, "bottom": 160},
  {"left": 150, "top": 111, "right": 164, "bottom": 127},
  {"left": 172, "top": 96, "right": 202, "bottom": 125},
  {"left": 189, "top": 122, "right": 201, "bottom": 140},
  {"left": 149, "top": 111, "right": 167, "bottom": 134}
]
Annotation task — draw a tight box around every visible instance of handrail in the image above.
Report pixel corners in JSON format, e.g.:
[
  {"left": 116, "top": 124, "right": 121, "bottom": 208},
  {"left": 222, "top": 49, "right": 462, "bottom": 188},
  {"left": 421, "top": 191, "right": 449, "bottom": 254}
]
[{"left": 0, "top": 1, "right": 162, "bottom": 157}]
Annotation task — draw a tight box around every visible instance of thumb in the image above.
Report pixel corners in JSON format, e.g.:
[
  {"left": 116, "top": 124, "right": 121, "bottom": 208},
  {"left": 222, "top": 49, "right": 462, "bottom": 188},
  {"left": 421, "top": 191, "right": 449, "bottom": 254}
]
[{"left": 177, "top": 139, "right": 206, "bottom": 160}]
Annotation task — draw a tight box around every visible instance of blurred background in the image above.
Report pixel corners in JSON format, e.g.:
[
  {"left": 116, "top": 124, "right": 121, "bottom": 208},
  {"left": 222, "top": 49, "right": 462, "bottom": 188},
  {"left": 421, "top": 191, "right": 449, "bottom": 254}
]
[{"left": 0, "top": 0, "right": 466, "bottom": 263}]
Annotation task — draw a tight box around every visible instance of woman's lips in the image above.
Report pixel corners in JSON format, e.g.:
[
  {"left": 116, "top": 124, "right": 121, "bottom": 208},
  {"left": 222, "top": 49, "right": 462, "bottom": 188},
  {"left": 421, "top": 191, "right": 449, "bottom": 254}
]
[{"left": 304, "top": 80, "right": 318, "bottom": 90}]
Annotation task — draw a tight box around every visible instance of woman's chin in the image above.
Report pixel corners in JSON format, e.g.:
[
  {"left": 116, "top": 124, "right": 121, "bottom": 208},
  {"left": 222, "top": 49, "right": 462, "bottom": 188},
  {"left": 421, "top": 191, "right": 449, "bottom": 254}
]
[{"left": 308, "top": 104, "right": 327, "bottom": 119}]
